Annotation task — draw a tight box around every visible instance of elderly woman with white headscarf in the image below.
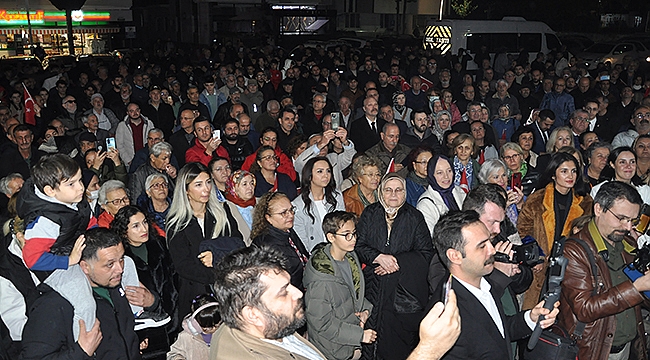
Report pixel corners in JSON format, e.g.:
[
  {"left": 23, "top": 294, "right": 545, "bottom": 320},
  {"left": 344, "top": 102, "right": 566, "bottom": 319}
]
[{"left": 355, "top": 173, "right": 434, "bottom": 360}]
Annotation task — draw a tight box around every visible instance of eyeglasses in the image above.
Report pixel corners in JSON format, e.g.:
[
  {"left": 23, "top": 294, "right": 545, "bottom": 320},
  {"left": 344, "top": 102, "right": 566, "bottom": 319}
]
[
  {"left": 502, "top": 154, "right": 521, "bottom": 161},
  {"left": 263, "top": 137, "right": 277, "bottom": 142},
  {"left": 382, "top": 187, "right": 405, "bottom": 195},
  {"left": 269, "top": 206, "right": 296, "bottom": 218},
  {"left": 414, "top": 160, "right": 430, "bottom": 165},
  {"left": 333, "top": 231, "right": 357, "bottom": 242},
  {"left": 64, "top": 100, "right": 76, "bottom": 104},
  {"left": 635, "top": 113, "right": 650, "bottom": 120},
  {"left": 261, "top": 155, "right": 279, "bottom": 161},
  {"left": 606, "top": 208, "right": 640, "bottom": 226},
  {"left": 107, "top": 196, "right": 129, "bottom": 206},
  {"left": 149, "top": 182, "right": 168, "bottom": 190}
]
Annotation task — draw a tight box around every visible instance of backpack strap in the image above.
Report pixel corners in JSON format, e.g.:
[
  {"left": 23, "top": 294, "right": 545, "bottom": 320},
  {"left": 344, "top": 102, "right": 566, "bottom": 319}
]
[{"left": 566, "top": 237, "right": 600, "bottom": 339}]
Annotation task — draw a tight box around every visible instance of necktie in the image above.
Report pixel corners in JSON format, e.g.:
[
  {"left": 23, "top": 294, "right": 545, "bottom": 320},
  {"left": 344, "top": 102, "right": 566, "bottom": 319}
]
[{"left": 371, "top": 121, "right": 377, "bottom": 135}]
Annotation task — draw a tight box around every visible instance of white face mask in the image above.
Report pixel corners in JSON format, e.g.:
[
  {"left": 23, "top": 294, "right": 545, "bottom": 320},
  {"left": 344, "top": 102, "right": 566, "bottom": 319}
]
[{"left": 87, "top": 190, "right": 99, "bottom": 200}]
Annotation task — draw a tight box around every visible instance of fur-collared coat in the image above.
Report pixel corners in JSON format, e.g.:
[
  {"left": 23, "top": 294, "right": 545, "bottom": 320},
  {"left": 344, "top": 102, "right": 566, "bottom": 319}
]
[{"left": 517, "top": 183, "right": 593, "bottom": 309}]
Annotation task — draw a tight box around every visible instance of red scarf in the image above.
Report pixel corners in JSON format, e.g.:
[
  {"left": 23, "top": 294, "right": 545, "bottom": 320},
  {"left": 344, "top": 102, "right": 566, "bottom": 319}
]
[{"left": 224, "top": 192, "right": 256, "bottom": 208}]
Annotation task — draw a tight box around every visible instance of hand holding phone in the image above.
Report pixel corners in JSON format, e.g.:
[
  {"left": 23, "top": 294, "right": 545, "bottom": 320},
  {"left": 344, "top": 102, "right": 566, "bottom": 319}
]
[
  {"left": 106, "top": 137, "right": 116, "bottom": 151},
  {"left": 511, "top": 172, "right": 522, "bottom": 189},
  {"left": 212, "top": 130, "right": 220, "bottom": 139}
]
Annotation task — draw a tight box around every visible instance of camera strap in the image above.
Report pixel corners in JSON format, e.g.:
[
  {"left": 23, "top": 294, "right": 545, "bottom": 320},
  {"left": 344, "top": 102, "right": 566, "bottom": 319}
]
[{"left": 567, "top": 237, "right": 599, "bottom": 339}]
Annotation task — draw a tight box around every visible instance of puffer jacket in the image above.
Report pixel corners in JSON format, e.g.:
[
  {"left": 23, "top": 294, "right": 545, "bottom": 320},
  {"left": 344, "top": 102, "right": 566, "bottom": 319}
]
[
  {"left": 304, "top": 243, "right": 373, "bottom": 360},
  {"left": 558, "top": 225, "right": 648, "bottom": 360}
]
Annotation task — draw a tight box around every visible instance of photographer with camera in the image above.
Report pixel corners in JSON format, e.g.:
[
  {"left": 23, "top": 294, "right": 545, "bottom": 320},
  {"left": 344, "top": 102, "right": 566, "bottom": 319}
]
[{"left": 558, "top": 181, "right": 650, "bottom": 360}]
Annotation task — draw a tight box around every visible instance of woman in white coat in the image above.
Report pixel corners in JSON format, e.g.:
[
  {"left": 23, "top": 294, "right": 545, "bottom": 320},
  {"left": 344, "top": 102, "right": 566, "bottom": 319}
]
[
  {"left": 417, "top": 154, "right": 466, "bottom": 237},
  {"left": 293, "top": 157, "right": 345, "bottom": 252}
]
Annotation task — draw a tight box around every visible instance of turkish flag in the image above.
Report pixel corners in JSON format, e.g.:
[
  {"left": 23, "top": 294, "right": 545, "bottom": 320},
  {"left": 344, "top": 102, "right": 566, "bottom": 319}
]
[
  {"left": 459, "top": 168, "right": 470, "bottom": 194},
  {"left": 23, "top": 83, "right": 35, "bottom": 126},
  {"left": 386, "top": 158, "right": 396, "bottom": 174},
  {"left": 399, "top": 75, "right": 435, "bottom": 93}
]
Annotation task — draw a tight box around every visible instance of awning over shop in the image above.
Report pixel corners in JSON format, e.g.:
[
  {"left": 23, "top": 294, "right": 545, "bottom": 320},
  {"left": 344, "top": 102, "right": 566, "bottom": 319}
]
[{"left": 0, "top": 27, "right": 120, "bottom": 35}]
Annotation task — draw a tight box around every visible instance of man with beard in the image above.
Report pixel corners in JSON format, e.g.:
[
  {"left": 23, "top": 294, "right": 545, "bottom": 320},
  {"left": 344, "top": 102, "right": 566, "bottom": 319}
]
[
  {"left": 21, "top": 228, "right": 143, "bottom": 359},
  {"left": 431, "top": 210, "right": 558, "bottom": 360},
  {"left": 210, "top": 246, "right": 325, "bottom": 360},
  {"left": 376, "top": 71, "right": 396, "bottom": 104},
  {"left": 612, "top": 106, "right": 650, "bottom": 148},
  {"left": 211, "top": 245, "right": 462, "bottom": 360},
  {"left": 558, "top": 181, "right": 650, "bottom": 360},
  {"left": 220, "top": 118, "right": 253, "bottom": 170},
  {"left": 400, "top": 109, "right": 441, "bottom": 152}
]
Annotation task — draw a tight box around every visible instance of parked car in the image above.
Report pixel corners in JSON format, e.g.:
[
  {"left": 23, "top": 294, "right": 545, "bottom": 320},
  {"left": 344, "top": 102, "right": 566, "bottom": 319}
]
[
  {"left": 41, "top": 54, "right": 76, "bottom": 70},
  {"left": 577, "top": 41, "right": 650, "bottom": 70}
]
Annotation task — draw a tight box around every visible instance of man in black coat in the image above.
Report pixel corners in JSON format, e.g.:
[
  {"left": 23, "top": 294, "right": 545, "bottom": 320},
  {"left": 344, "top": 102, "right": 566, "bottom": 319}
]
[
  {"left": 21, "top": 228, "right": 143, "bottom": 360},
  {"left": 168, "top": 109, "right": 197, "bottom": 168},
  {"left": 430, "top": 211, "right": 559, "bottom": 360},
  {"left": 140, "top": 86, "right": 176, "bottom": 139},
  {"left": 349, "top": 97, "right": 386, "bottom": 154},
  {"left": 0, "top": 124, "right": 45, "bottom": 180},
  {"left": 400, "top": 109, "right": 442, "bottom": 153}
]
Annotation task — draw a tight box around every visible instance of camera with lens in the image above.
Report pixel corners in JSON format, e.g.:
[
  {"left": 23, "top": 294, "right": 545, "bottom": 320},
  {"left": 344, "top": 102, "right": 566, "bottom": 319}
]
[
  {"left": 494, "top": 235, "right": 544, "bottom": 267},
  {"left": 624, "top": 244, "right": 650, "bottom": 298}
]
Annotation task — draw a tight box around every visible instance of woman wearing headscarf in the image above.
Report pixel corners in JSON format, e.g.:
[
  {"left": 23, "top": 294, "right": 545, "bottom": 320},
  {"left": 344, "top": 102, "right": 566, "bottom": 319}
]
[
  {"left": 224, "top": 170, "right": 256, "bottom": 245},
  {"left": 355, "top": 173, "right": 434, "bottom": 360},
  {"left": 392, "top": 91, "right": 412, "bottom": 125},
  {"left": 431, "top": 110, "right": 452, "bottom": 144},
  {"left": 417, "top": 154, "right": 467, "bottom": 237}
]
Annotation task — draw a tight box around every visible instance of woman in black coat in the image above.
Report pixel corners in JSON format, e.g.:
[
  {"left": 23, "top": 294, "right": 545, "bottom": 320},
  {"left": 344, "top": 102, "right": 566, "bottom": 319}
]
[
  {"left": 251, "top": 191, "right": 310, "bottom": 291},
  {"left": 111, "top": 206, "right": 180, "bottom": 337},
  {"left": 355, "top": 173, "right": 434, "bottom": 360},
  {"left": 166, "top": 163, "right": 243, "bottom": 318}
]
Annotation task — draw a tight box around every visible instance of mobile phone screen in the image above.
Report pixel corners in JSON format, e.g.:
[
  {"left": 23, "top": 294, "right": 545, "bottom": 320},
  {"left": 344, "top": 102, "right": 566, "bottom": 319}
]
[{"left": 106, "top": 137, "right": 116, "bottom": 151}]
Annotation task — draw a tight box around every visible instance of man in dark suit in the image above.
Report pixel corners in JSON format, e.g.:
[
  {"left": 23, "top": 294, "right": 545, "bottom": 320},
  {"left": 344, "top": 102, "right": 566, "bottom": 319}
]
[
  {"left": 531, "top": 109, "right": 555, "bottom": 154},
  {"left": 349, "top": 97, "right": 386, "bottom": 154},
  {"left": 431, "top": 210, "right": 559, "bottom": 360}
]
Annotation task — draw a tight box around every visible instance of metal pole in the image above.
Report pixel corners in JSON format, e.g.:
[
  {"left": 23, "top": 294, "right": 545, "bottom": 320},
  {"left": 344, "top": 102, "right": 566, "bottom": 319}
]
[
  {"left": 25, "top": 0, "right": 33, "bottom": 48},
  {"left": 439, "top": 0, "right": 444, "bottom": 20},
  {"left": 66, "top": 9, "right": 74, "bottom": 55}
]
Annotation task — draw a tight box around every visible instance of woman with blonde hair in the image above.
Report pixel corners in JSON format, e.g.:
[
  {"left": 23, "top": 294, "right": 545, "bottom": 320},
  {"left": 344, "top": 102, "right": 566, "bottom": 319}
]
[{"left": 167, "top": 162, "right": 244, "bottom": 317}]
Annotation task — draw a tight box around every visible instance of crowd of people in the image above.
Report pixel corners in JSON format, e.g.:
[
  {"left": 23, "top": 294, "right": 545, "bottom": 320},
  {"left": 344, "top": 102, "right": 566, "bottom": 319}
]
[{"left": 1, "top": 37, "right": 650, "bottom": 360}]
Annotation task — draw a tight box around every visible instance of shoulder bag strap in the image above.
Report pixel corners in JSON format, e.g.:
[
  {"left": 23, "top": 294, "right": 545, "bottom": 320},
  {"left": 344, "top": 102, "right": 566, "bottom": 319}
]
[{"left": 567, "top": 237, "right": 599, "bottom": 339}]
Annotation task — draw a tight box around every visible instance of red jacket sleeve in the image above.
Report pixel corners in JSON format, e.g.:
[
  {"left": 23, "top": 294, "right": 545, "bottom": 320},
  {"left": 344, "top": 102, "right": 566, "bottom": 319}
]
[{"left": 277, "top": 152, "right": 296, "bottom": 181}]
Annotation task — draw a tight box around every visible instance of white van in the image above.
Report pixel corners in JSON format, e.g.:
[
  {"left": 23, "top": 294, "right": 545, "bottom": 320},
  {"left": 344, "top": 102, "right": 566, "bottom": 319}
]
[{"left": 422, "top": 17, "right": 562, "bottom": 71}]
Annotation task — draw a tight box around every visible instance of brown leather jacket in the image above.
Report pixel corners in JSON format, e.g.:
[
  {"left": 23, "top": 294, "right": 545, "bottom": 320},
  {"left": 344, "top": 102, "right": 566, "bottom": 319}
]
[
  {"left": 343, "top": 184, "right": 366, "bottom": 217},
  {"left": 557, "top": 226, "right": 647, "bottom": 360}
]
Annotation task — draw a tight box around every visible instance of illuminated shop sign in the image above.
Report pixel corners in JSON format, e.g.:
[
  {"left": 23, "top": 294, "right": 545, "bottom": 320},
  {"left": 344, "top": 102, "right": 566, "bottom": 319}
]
[{"left": 0, "top": 10, "right": 111, "bottom": 25}]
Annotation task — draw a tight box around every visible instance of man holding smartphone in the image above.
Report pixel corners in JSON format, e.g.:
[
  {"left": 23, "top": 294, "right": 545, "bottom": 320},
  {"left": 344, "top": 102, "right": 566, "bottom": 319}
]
[{"left": 431, "top": 210, "right": 558, "bottom": 360}]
